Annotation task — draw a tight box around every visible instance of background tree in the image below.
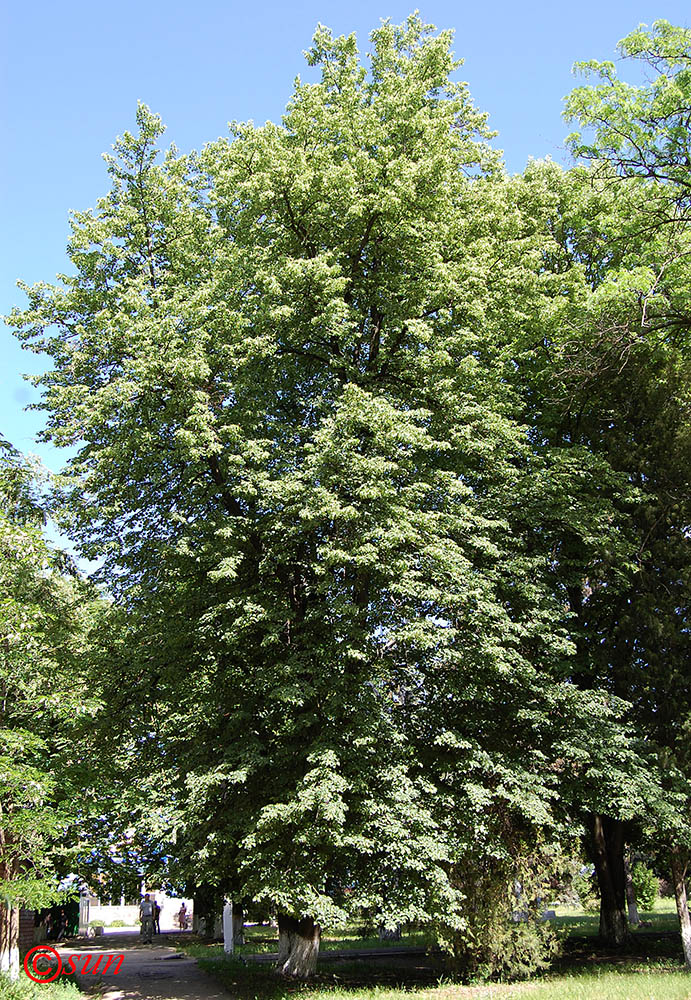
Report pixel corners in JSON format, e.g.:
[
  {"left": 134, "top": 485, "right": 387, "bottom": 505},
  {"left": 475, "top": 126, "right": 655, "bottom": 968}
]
[
  {"left": 565, "top": 20, "right": 691, "bottom": 200},
  {"left": 0, "top": 438, "right": 98, "bottom": 979},
  {"left": 562, "top": 21, "right": 691, "bottom": 964},
  {"left": 499, "top": 144, "right": 691, "bottom": 955}
]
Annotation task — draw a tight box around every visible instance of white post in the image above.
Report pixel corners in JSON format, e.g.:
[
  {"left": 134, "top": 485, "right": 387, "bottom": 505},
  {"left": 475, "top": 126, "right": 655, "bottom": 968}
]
[
  {"left": 79, "top": 893, "right": 90, "bottom": 936},
  {"left": 222, "top": 900, "right": 234, "bottom": 955}
]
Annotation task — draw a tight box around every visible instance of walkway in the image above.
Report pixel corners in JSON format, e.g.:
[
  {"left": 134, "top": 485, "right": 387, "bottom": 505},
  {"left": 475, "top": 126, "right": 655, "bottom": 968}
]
[{"left": 56, "top": 933, "right": 226, "bottom": 1000}]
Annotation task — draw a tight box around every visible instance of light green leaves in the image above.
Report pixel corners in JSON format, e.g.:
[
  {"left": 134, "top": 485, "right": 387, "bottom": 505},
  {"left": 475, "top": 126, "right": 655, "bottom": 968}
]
[{"left": 565, "top": 21, "right": 691, "bottom": 199}]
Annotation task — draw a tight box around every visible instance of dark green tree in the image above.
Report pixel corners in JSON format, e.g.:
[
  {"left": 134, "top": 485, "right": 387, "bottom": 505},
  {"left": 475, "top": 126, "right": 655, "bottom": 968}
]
[
  {"left": 0, "top": 438, "right": 99, "bottom": 979},
  {"left": 497, "top": 147, "right": 691, "bottom": 956},
  {"left": 561, "top": 20, "right": 691, "bottom": 964}
]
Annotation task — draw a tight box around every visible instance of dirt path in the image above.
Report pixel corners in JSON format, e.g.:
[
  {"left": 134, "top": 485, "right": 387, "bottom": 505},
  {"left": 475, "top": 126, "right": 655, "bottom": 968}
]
[
  {"left": 247, "top": 945, "right": 429, "bottom": 962},
  {"left": 56, "top": 934, "right": 226, "bottom": 1000}
]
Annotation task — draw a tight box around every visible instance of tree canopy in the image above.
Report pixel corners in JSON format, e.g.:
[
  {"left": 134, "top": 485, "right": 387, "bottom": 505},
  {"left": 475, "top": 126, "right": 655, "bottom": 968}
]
[{"left": 4, "top": 12, "right": 691, "bottom": 980}]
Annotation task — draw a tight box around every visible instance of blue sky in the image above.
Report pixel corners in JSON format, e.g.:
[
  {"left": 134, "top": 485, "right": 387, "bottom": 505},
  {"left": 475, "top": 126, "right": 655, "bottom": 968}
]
[{"left": 2, "top": 0, "right": 690, "bottom": 471}]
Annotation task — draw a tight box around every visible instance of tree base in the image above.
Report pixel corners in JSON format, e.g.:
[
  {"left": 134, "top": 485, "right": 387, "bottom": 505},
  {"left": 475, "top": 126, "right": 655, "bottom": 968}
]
[
  {"left": 0, "top": 906, "right": 19, "bottom": 981},
  {"left": 276, "top": 914, "right": 320, "bottom": 978},
  {"left": 670, "top": 846, "right": 691, "bottom": 970}
]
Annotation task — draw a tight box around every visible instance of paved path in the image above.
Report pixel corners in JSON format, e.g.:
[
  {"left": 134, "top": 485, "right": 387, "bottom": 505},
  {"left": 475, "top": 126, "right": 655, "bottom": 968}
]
[{"left": 56, "top": 934, "right": 226, "bottom": 1000}]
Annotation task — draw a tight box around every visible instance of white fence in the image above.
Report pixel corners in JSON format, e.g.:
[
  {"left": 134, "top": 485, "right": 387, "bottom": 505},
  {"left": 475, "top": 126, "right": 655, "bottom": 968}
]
[{"left": 87, "top": 895, "right": 193, "bottom": 931}]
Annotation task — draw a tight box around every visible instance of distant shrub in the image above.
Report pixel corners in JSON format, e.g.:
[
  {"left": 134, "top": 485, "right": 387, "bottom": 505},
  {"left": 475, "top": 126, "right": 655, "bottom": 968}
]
[
  {"left": 555, "top": 885, "right": 580, "bottom": 907},
  {"left": 632, "top": 863, "right": 659, "bottom": 912},
  {"left": 109, "top": 919, "right": 128, "bottom": 927},
  {"left": 658, "top": 877, "right": 674, "bottom": 898},
  {"left": 572, "top": 867, "right": 599, "bottom": 912},
  {"left": 88, "top": 919, "right": 105, "bottom": 927}
]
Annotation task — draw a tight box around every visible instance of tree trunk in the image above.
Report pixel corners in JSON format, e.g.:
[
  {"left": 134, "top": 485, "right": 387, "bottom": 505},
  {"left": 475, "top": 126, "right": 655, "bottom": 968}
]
[
  {"left": 378, "top": 923, "right": 401, "bottom": 940},
  {"left": 590, "top": 814, "right": 629, "bottom": 946},
  {"left": 670, "top": 845, "right": 691, "bottom": 970},
  {"left": 276, "top": 914, "right": 320, "bottom": 978},
  {"left": 0, "top": 904, "right": 19, "bottom": 980},
  {"left": 232, "top": 904, "right": 244, "bottom": 946},
  {"left": 624, "top": 854, "right": 640, "bottom": 927},
  {"left": 193, "top": 886, "right": 216, "bottom": 940}
]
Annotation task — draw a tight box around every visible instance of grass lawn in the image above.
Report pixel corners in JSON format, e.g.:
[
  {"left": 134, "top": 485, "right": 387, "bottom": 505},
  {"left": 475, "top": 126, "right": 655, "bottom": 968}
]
[
  {"left": 186, "top": 899, "right": 683, "bottom": 958},
  {"left": 552, "top": 897, "right": 681, "bottom": 938},
  {"left": 184, "top": 904, "right": 691, "bottom": 1000},
  {"left": 525, "top": 964, "right": 691, "bottom": 999},
  {"left": 184, "top": 901, "right": 684, "bottom": 959},
  {"left": 184, "top": 923, "right": 430, "bottom": 959},
  {"left": 193, "top": 955, "right": 691, "bottom": 1000}
]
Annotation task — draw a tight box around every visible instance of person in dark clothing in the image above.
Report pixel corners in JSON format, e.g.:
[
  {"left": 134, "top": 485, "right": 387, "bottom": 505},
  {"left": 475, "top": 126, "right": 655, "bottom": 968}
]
[
  {"left": 55, "top": 910, "right": 68, "bottom": 941},
  {"left": 153, "top": 901, "right": 161, "bottom": 934}
]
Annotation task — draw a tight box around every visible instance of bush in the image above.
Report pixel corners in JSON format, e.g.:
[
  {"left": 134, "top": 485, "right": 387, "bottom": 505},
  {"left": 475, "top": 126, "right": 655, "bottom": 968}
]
[
  {"left": 449, "top": 910, "right": 560, "bottom": 982},
  {"left": 109, "top": 919, "right": 127, "bottom": 927},
  {"left": 88, "top": 919, "right": 105, "bottom": 927},
  {"left": 632, "top": 863, "right": 659, "bottom": 912},
  {"left": 445, "top": 848, "right": 562, "bottom": 982}
]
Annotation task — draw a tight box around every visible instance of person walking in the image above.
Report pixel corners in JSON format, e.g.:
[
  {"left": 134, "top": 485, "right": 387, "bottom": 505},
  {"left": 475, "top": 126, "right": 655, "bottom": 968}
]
[
  {"left": 153, "top": 900, "right": 161, "bottom": 935},
  {"left": 139, "top": 894, "right": 155, "bottom": 943}
]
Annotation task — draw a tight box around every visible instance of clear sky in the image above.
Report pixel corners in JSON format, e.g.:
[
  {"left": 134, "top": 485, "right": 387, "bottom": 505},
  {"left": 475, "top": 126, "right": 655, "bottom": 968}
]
[{"left": 2, "top": 0, "right": 690, "bottom": 471}]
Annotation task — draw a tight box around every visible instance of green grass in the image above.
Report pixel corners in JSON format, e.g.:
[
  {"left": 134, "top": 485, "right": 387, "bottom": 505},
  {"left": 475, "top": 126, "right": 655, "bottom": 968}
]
[
  {"left": 184, "top": 902, "right": 684, "bottom": 960},
  {"left": 193, "top": 955, "right": 691, "bottom": 1000},
  {"left": 184, "top": 923, "right": 429, "bottom": 960},
  {"left": 194, "top": 956, "right": 452, "bottom": 1000},
  {"left": 0, "top": 973, "right": 81, "bottom": 1000},
  {"left": 184, "top": 905, "right": 690, "bottom": 1000},
  {"left": 525, "top": 963, "right": 691, "bottom": 999},
  {"left": 320, "top": 929, "right": 429, "bottom": 951},
  {"left": 552, "top": 897, "right": 681, "bottom": 939}
]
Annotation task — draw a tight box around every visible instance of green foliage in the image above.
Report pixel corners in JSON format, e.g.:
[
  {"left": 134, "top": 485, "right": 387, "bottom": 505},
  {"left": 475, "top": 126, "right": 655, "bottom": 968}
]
[
  {"left": 632, "top": 863, "right": 659, "bottom": 912},
  {"left": 442, "top": 836, "right": 562, "bottom": 981},
  {"left": 561, "top": 20, "right": 691, "bottom": 868},
  {"left": 565, "top": 20, "right": 691, "bottom": 201},
  {"left": 451, "top": 904, "right": 560, "bottom": 982},
  {"left": 8, "top": 17, "right": 589, "bottom": 951},
  {"left": 6, "top": 9, "right": 691, "bottom": 981},
  {"left": 0, "top": 439, "right": 101, "bottom": 908}
]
